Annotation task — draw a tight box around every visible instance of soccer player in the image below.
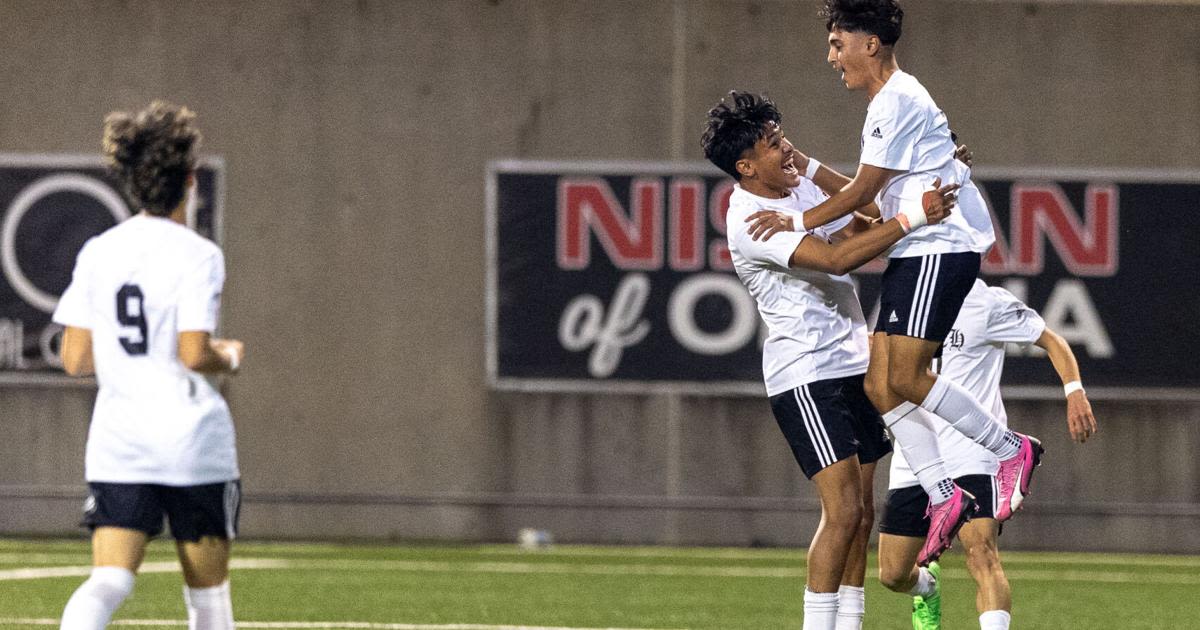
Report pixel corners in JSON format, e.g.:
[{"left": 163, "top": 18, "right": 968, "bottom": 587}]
[
  {"left": 53, "top": 101, "right": 243, "bottom": 630},
  {"left": 783, "top": 0, "right": 1045, "bottom": 565},
  {"left": 702, "top": 91, "right": 958, "bottom": 630},
  {"left": 876, "top": 279, "right": 1097, "bottom": 630}
]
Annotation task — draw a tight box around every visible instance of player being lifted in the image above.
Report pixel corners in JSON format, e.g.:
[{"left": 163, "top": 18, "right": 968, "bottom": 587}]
[
  {"left": 54, "top": 102, "right": 243, "bottom": 630},
  {"left": 702, "top": 91, "right": 959, "bottom": 630},
  {"left": 780, "top": 0, "right": 1045, "bottom": 564},
  {"left": 877, "top": 279, "right": 1098, "bottom": 630}
]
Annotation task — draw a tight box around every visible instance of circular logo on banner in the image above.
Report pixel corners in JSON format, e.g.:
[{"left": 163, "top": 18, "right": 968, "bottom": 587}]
[{"left": 1, "top": 174, "right": 131, "bottom": 314}]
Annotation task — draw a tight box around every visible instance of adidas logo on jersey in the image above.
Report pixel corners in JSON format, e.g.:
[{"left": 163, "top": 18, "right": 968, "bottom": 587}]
[
  {"left": 871, "top": 127, "right": 883, "bottom": 139},
  {"left": 888, "top": 310, "right": 899, "bottom": 323}
]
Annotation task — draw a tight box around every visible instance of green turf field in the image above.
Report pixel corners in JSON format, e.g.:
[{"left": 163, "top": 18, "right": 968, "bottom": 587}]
[{"left": 0, "top": 538, "right": 1196, "bottom": 629}]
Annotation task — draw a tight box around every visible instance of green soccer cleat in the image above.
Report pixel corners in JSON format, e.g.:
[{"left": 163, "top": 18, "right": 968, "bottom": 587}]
[{"left": 912, "top": 561, "right": 942, "bottom": 630}]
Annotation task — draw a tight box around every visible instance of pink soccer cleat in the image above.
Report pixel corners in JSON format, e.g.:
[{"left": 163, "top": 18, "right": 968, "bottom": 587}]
[
  {"left": 994, "top": 433, "right": 1045, "bottom": 522},
  {"left": 918, "top": 485, "right": 978, "bottom": 567}
]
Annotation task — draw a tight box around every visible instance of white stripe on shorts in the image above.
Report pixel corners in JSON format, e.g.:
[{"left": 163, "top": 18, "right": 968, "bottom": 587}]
[
  {"left": 223, "top": 481, "right": 239, "bottom": 540},
  {"left": 907, "top": 254, "right": 941, "bottom": 338},
  {"left": 794, "top": 385, "right": 836, "bottom": 469}
]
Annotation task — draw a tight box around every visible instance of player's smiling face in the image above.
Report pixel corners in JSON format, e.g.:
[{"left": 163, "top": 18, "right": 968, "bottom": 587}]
[
  {"left": 827, "top": 28, "right": 872, "bottom": 91},
  {"left": 737, "top": 122, "right": 801, "bottom": 197}
]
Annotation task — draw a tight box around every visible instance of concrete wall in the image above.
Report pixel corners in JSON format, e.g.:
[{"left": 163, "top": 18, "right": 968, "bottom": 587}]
[{"left": 1, "top": 0, "right": 1197, "bottom": 551}]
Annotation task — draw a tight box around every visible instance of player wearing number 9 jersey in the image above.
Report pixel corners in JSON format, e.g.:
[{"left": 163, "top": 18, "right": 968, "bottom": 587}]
[{"left": 52, "top": 101, "right": 242, "bottom": 630}]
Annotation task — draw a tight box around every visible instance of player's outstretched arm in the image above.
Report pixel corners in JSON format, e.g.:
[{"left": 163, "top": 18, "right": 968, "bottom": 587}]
[
  {"left": 59, "top": 326, "right": 94, "bottom": 377},
  {"left": 795, "top": 154, "right": 884, "bottom": 223},
  {"left": 1035, "top": 327, "right": 1097, "bottom": 442},
  {"left": 178, "top": 331, "right": 244, "bottom": 374},
  {"left": 791, "top": 143, "right": 977, "bottom": 231},
  {"left": 787, "top": 179, "right": 958, "bottom": 275},
  {"left": 797, "top": 163, "right": 899, "bottom": 231},
  {"left": 793, "top": 153, "right": 852, "bottom": 196}
]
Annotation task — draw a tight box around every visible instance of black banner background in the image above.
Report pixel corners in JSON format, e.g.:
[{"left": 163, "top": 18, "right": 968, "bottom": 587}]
[{"left": 488, "top": 162, "right": 1200, "bottom": 396}]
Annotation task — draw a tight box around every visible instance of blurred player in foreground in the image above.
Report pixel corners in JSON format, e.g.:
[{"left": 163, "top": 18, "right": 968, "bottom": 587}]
[
  {"left": 702, "top": 90, "right": 958, "bottom": 630},
  {"left": 54, "top": 101, "right": 244, "bottom": 630},
  {"left": 877, "top": 280, "right": 1098, "bottom": 630}
]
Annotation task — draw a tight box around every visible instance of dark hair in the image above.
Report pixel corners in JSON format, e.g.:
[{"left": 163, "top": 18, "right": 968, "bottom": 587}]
[
  {"left": 821, "top": 0, "right": 903, "bottom": 46},
  {"left": 701, "top": 91, "right": 781, "bottom": 180},
  {"left": 102, "top": 101, "right": 200, "bottom": 216}
]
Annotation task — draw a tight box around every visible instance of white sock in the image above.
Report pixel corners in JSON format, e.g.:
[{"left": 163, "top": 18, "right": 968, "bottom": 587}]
[
  {"left": 803, "top": 588, "right": 840, "bottom": 630},
  {"left": 907, "top": 566, "right": 938, "bottom": 598},
  {"left": 60, "top": 566, "right": 135, "bottom": 630},
  {"left": 921, "top": 376, "right": 1020, "bottom": 459},
  {"left": 835, "top": 585, "right": 865, "bottom": 630},
  {"left": 979, "top": 609, "right": 1012, "bottom": 629},
  {"left": 183, "top": 581, "right": 235, "bottom": 630},
  {"left": 884, "top": 403, "right": 955, "bottom": 504}
]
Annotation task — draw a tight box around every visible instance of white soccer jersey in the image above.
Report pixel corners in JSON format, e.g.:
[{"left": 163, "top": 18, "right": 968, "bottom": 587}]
[
  {"left": 860, "top": 70, "right": 995, "bottom": 258},
  {"left": 53, "top": 213, "right": 239, "bottom": 485},
  {"left": 726, "top": 179, "right": 869, "bottom": 396},
  {"left": 889, "top": 280, "right": 1046, "bottom": 489}
]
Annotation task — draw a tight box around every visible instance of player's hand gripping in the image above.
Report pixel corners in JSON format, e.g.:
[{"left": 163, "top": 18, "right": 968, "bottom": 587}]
[
  {"left": 921, "top": 177, "right": 960, "bottom": 226},
  {"left": 1065, "top": 389, "right": 1098, "bottom": 443},
  {"left": 745, "top": 210, "right": 795, "bottom": 241},
  {"left": 955, "top": 144, "right": 974, "bottom": 167}
]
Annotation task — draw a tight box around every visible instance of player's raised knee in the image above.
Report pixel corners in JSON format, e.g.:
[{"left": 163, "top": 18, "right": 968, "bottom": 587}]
[
  {"left": 877, "top": 563, "right": 911, "bottom": 592},
  {"left": 886, "top": 367, "right": 927, "bottom": 404},
  {"left": 863, "top": 373, "right": 891, "bottom": 412}
]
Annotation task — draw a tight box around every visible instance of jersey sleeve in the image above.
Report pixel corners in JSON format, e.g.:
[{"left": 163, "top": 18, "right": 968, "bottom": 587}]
[
  {"left": 985, "top": 287, "right": 1046, "bottom": 345},
  {"left": 728, "top": 219, "right": 808, "bottom": 269},
  {"left": 52, "top": 240, "right": 95, "bottom": 328},
  {"left": 176, "top": 250, "right": 225, "bottom": 333},
  {"left": 859, "top": 92, "right": 925, "bottom": 172}
]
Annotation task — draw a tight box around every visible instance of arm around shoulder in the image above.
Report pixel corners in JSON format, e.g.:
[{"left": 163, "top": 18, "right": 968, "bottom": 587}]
[
  {"left": 798, "top": 163, "right": 899, "bottom": 231},
  {"left": 789, "top": 219, "right": 908, "bottom": 275}
]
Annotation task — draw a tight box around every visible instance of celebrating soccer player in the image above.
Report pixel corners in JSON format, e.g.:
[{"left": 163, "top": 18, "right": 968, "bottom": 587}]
[
  {"left": 54, "top": 102, "right": 243, "bottom": 630},
  {"left": 777, "top": 0, "right": 1047, "bottom": 565},
  {"left": 702, "top": 91, "right": 957, "bottom": 630},
  {"left": 877, "top": 279, "right": 1097, "bottom": 630}
]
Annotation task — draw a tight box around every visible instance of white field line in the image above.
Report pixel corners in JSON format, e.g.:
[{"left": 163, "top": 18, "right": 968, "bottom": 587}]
[
  {"left": 7, "top": 542, "right": 1200, "bottom": 568},
  {"left": 0, "top": 558, "right": 290, "bottom": 581},
  {"left": 0, "top": 621, "right": 677, "bottom": 630},
  {"left": 4, "top": 556, "right": 1200, "bottom": 587},
  {"left": 475, "top": 545, "right": 1200, "bottom": 568},
  {"left": 474, "top": 545, "right": 806, "bottom": 561},
  {"left": 0, "top": 552, "right": 92, "bottom": 564},
  {"left": 997, "top": 553, "right": 1200, "bottom": 568},
  {"left": 283, "top": 558, "right": 802, "bottom": 578}
]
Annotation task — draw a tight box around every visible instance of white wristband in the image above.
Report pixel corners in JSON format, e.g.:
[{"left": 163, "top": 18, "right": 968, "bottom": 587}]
[
  {"left": 222, "top": 346, "right": 240, "bottom": 372},
  {"left": 1063, "top": 380, "right": 1083, "bottom": 397},
  {"left": 899, "top": 204, "right": 928, "bottom": 231},
  {"left": 804, "top": 158, "right": 821, "bottom": 180}
]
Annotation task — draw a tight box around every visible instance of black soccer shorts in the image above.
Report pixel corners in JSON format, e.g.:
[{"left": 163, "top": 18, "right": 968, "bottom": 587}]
[
  {"left": 879, "top": 474, "right": 999, "bottom": 537},
  {"left": 875, "top": 251, "right": 981, "bottom": 341},
  {"left": 83, "top": 480, "right": 241, "bottom": 541},
  {"left": 769, "top": 374, "right": 893, "bottom": 479}
]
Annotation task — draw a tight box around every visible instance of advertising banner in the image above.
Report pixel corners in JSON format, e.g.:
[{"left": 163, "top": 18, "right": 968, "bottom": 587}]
[
  {"left": 0, "top": 155, "right": 223, "bottom": 382},
  {"left": 487, "top": 160, "right": 1199, "bottom": 399}
]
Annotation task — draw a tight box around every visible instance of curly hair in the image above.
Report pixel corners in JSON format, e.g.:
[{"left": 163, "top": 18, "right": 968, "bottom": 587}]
[
  {"left": 820, "top": 0, "right": 904, "bottom": 46},
  {"left": 102, "top": 101, "right": 201, "bottom": 216},
  {"left": 700, "top": 91, "right": 782, "bottom": 181}
]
